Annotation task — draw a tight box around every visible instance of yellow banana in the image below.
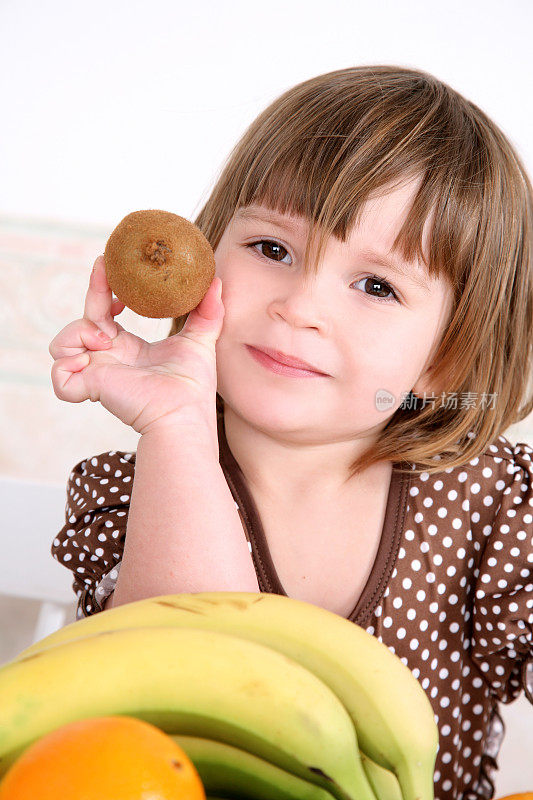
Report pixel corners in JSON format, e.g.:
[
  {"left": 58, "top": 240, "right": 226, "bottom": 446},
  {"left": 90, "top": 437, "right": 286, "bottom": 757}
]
[
  {"left": 171, "top": 734, "right": 337, "bottom": 800},
  {"left": 0, "top": 626, "right": 374, "bottom": 800},
  {"left": 18, "top": 591, "right": 438, "bottom": 800}
]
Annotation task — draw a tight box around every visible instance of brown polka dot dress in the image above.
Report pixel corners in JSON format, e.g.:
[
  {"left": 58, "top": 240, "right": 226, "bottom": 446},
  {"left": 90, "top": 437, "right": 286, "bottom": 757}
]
[{"left": 52, "top": 410, "right": 533, "bottom": 800}]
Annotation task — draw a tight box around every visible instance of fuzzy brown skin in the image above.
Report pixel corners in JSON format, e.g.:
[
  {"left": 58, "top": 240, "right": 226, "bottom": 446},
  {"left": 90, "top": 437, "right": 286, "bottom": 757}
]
[{"left": 104, "top": 210, "right": 216, "bottom": 318}]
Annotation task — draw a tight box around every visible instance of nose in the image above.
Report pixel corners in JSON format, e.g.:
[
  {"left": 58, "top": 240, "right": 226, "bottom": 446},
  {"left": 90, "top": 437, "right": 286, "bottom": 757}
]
[{"left": 268, "top": 273, "right": 329, "bottom": 331}]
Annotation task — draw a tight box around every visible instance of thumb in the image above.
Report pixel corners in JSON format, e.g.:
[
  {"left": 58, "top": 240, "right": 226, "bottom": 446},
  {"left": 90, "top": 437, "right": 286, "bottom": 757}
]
[{"left": 179, "top": 276, "right": 224, "bottom": 347}]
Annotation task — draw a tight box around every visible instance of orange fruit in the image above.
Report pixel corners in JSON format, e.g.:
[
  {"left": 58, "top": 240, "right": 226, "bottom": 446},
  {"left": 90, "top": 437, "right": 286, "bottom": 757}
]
[
  {"left": 495, "top": 795, "right": 533, "bottom": 800},
  {"left": 0, "top": 716, "right": 206, "bottom": 799}
]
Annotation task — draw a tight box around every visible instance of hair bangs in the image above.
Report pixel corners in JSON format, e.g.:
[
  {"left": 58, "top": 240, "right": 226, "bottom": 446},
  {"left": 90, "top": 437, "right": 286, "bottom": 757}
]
[{"left": 223, "top": 77, "right": 485, "bottom": 294}]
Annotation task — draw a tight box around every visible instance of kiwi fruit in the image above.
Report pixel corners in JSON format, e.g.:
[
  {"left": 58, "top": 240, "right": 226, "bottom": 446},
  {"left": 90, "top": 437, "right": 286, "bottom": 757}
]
[{"left": 104, "top": 209, "right": 216, "bottom": 318}]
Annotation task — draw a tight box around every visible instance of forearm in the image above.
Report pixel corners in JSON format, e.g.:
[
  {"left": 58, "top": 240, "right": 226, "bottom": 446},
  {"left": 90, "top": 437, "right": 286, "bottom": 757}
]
[{"left": 110, "top": 424, "right": 259, "bottom": 607}]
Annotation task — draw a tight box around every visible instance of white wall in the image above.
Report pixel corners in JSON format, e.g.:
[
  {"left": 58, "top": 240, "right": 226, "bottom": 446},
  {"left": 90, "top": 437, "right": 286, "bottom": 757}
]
[
  {"left": 1, "top": 0, "right": 531, "bottom": 227},
  {"left": 0, "top": 1, "right": 531, "bottom": 795}
]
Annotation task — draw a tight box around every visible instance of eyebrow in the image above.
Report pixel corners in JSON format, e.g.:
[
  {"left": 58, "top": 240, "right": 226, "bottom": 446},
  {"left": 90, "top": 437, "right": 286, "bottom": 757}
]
[
  {"left": 357, "top": 248, "right": 431, "bottom": 292},
  {"left": 234, "top": 207, "right": 431, "bottom": 292},
  {"left": 234, "top": 207, "right": 303, "bottom": 235}
]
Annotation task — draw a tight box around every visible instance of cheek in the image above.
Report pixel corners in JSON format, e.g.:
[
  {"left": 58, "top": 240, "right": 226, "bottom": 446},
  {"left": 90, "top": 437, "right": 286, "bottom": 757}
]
[
  {"left": 343, "top": 324, "right": 424, "bottom": 384},
  {"left": 217, "top": 285, "right": 257, "bottom": 342},
  {"left": 220, "top": 270, "right": 265, "bottom": 319},
  {"left": 220, "top": 288, "right": 247, "bottom": 326}
]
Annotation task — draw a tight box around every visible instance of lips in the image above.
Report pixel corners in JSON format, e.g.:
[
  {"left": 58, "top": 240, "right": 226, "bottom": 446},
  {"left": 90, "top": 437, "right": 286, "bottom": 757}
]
[{"left": 249, "top": 345, "right": 329, "bottom": 375}]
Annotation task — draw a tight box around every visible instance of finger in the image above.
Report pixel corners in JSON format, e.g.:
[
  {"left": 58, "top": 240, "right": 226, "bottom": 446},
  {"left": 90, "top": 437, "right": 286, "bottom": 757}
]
[
  {"left": 83, "top": 256, "right": 119, "bottom": 339},
  {"left": 49, "top": 319, "right": 114, "bottom": 360},
  {"left": 196, "top": 275, "right": 223, "bottom": 321},
  {"left": 51, "top": 352, "right": 92, "bottom": 403},
  {"left": 111, "top": 297, "right": 126, "bottom": 315},
  {"left": 180, "top": 276, "right": 224, "bottom": 348}
]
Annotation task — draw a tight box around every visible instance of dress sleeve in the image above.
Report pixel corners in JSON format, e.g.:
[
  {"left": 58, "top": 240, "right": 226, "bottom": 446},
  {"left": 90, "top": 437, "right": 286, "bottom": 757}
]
[
  {"left": 51, "top": 450, "right": 136, "bottom": 619},
  {"left": 471, "top": 440, "right": 533, "bottom": 704}
]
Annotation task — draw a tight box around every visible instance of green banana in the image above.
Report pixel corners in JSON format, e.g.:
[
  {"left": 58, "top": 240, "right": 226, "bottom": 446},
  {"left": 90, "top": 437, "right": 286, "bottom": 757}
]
[
  {"left": 171, "top": 734, "right": 337, "bottom": 800},
  {"left": 173, "top": 733, "right": 400, "bottom": 800},
  {"left": 0, "top": 626, "right": 374, "bottom": 800},
  {"left": 361, "top": 752, "right": 402, "bottom": 800},
  {"left": 18, "top": 591, "right": 437, "bottom": 800}
]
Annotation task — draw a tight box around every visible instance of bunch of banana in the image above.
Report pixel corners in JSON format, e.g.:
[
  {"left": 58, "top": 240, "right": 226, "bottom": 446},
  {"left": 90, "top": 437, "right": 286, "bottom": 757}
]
[
  {"left": 0, "top": 625, "right": 374, "bottom": 800},
  {"left": 4, "top": 591, "right": 438, "bottom": 800}
]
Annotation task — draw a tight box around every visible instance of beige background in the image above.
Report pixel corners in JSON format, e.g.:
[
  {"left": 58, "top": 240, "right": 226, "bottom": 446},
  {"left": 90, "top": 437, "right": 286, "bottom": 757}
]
[{"left": 0, "top": 213, "right": 171, "bottom": 481}]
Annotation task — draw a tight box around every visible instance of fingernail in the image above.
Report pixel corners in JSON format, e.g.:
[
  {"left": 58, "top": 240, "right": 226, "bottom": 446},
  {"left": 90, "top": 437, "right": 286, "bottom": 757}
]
[
  {"left": 97, "top": 330, "right": 112, "bottom": 342},
  {"left": 216, "top": 278, "right": 222, "bottom": 302}
]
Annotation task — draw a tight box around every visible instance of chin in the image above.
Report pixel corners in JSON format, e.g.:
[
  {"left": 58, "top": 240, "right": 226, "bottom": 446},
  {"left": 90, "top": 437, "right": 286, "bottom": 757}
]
[{"left": 221, "top": 382, "right": 322, "bottom": 431}]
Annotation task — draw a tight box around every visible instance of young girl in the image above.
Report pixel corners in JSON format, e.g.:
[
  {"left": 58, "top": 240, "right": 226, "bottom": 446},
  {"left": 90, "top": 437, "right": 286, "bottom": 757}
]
[{"left": 49, "top": 65, "right": 532, "bottom": 800}]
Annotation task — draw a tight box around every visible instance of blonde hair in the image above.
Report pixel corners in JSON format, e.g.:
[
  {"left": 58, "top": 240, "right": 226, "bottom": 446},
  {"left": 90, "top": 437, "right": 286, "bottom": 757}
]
[{"left": 169, "top": 65, "right": 533, "bottom": 477}]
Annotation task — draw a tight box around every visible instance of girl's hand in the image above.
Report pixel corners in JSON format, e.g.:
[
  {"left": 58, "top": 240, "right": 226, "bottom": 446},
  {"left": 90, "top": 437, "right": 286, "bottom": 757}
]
[{"left": 49, "top": 255, "right": 224, "bottom": 437}]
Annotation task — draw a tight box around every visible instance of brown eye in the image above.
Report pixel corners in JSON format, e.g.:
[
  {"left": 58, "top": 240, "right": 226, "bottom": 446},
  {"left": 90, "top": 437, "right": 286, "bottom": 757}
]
[
  {"left": 247, "top": 239, "right": 292, "bottom": 264},
  {"left": 352, "top": 276, "right": 398, "bottom": 303}
]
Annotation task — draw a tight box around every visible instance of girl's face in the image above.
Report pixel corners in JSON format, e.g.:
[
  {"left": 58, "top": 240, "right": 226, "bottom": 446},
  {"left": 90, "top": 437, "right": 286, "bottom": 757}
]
[{"left": 213, "top": 176, "right": 454, "bottom": 445}]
